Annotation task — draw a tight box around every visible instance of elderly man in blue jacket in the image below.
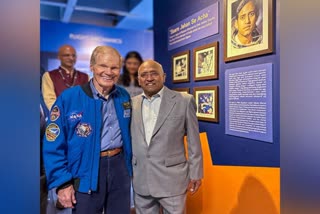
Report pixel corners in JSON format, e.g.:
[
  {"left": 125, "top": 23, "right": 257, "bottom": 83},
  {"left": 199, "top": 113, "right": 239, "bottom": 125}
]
[{"left": 43, "top": 46, "right": 132, "bottom": 214}]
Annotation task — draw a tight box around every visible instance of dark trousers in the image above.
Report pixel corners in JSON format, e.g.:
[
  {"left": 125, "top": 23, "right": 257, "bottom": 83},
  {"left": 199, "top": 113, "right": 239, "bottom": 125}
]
[
  {"left": 40, "top": 175, "right": 48, "bottom": 214},
  {"left": 72, "top": 152, "right": 131, "bottom": 214}
]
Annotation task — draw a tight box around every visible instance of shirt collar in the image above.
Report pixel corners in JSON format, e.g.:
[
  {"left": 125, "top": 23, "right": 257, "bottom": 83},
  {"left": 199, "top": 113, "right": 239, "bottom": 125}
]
[
  {"left": 59, "top": 66, "right": 74, "bottom": 74},
  {"left": 89, "top": 79, "right": 117, "bottom": 100},
  {"left": 142, "top": 86, "right": 164, "bottom": 100}
]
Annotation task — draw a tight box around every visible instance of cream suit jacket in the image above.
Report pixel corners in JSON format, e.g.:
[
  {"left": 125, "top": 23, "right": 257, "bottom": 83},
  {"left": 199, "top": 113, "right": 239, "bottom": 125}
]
[{"left": 131, "top": 86, "right": 203, "bottom": 197}]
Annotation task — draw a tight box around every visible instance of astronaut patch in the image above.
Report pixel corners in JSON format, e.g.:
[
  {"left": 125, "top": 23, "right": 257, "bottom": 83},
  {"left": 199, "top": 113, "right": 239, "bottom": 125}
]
[
  {"left": 45, "top": 123, "right": 60, "bottom": 142},
  {"left": 50, "top": 106, "right": 60, "bottom": 121},
  {"left": 76, "top": 123, "right": 92, "bottom": 137}
]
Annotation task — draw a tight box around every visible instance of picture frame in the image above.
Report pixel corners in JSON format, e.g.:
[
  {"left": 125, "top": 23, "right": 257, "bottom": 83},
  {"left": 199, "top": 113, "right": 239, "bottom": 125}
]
[
  {"left": 172, "top": 50, "right": 190, "bottom": 83},
  {"left": 193, "top": 42, "right": 219, "bottom": 81},
  {"left": 173, "top": 87, "right": 190, "bottom": 94},
  {"left": 193, "top": 86, "right": 219, "bottom": 122},
  {"left": 224, "top": 0, "right": 273, "bottom": 62}
]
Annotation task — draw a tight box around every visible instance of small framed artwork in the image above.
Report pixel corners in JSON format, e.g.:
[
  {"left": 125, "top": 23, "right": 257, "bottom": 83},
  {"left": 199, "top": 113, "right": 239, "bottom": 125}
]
[
  {"left": 193, "top": 42, "right": 219, "bottom": 81},
  {"left": 173, "top": 88, "right": 190, "bottom": 94},
  {"left": 172, "top": 50, "right": 190, "bottom": 83},
  {"left": 224, "top": 0, "right": 273, "bottom": 62},
  {"left": 194, "top": 86, "right": 219, "bottom": 122}
]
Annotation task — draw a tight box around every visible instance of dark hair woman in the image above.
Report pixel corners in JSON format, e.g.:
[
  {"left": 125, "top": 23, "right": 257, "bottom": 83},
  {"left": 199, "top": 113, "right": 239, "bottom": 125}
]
[{"left": 118, "top": 51, "right": 144, "bottom": 97}]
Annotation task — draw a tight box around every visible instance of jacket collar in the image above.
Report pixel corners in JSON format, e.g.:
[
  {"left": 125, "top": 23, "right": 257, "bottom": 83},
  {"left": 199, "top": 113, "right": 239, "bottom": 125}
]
[{"left": 81, "top": 80, "right": 121, "bottom": 99}]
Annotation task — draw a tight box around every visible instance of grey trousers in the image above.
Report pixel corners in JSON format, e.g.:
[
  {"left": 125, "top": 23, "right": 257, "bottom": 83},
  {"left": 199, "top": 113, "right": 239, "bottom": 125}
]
[{"left": 134, "top": 193, "right": 186, "bottom": 214}]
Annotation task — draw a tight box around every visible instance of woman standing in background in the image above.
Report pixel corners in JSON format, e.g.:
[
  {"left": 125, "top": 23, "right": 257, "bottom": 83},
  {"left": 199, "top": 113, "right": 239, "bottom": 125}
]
[
  {"left": 118, "top": 51, "right": 143, "bottom": 97},
  {"left": 118, "top": 51, "right": 143, "bottom": 214}
]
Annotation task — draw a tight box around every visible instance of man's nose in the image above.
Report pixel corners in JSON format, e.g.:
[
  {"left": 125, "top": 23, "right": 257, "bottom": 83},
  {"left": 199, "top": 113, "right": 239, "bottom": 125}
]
[
  {"left": 104, "top": 67, "right": 112, "bottom": 73},
  {"left": 146, "top": 74, "right": 154, "bottom": 80},
  {"left": 244, "top": 15, "right": 250, "bottom": 23},
  {"left": 66, "top": 54, "right": 76, "bottom": 59}
]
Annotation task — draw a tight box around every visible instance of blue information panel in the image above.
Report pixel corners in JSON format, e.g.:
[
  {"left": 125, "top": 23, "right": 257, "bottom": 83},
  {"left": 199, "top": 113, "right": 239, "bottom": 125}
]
[
  {"left": 225, "top": 63, "right": 273, "bottom": 143},
  {"left": 41, "top": 20, "right": 153, "bottom": 76},
  {"left": 40, "top": 20, "right": 153, "bottom": 60},
  {"left": 167, "top": 3, "right": 219, "bottom": 50}
]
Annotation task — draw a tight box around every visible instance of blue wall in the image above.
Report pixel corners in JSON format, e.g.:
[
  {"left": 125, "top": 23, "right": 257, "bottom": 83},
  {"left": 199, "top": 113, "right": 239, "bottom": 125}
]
[
  {"left": 40, "top": 19, "right": 154, "bottom": 77},
  {"left": 154, "top": 0, "right": 280, "bottom": 167}
]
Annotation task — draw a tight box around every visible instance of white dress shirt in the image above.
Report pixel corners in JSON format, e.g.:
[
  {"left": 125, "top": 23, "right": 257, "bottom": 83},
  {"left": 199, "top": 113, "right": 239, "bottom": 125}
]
[{"left": 142, "top": 87, "right": 164, "bottom": 146}]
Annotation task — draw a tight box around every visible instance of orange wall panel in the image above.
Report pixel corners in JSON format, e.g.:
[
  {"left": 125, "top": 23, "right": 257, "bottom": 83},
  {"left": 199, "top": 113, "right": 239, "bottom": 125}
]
[{"left": 186, "top": 132, "right": 280, "bottom": 214}]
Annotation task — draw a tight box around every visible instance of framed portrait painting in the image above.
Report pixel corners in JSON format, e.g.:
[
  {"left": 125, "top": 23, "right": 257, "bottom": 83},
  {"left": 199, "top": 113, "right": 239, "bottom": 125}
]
[
  {"left": 172, "top": 50, "right": 190, "bottom": 83},
  {"left": 193, "top": 42, "right": 219, "bottom": 81},
  {"left": 224, "top": 0, "right": 273, "bottom": 62},
  {"left": 173, "top": 87, "right": 190, "bottom": 94},
  {"left": 194, "top": 86, "right": 219, "bottom": 122}
]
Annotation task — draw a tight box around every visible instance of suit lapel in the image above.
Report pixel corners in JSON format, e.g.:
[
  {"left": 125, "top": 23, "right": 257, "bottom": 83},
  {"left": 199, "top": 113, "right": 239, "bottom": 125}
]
[
  {"left": 134, "top": 95, "right": 146, "bottom": 139},
  {"left": 151, "top": 87, "right": 176, "bottom": 138}
]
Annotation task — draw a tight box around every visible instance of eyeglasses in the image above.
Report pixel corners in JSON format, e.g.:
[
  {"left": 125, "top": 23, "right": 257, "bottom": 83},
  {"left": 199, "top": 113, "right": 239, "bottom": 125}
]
[{"left": 139, "top": 71, "right": 160, "bottom": 78}]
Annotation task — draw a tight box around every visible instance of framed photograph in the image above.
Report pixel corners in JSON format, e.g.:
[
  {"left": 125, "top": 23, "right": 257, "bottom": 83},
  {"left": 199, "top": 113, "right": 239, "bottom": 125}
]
[
  {"left": 224, "top": 0, "right": 273, "bottom": 62},
  {"left": 173, "top": 87, "right": 190, "bottom": 94},
  {"left": 172, "top": 50, "right": 190, "bottom": 83},
  {"left": 194, "top": 86, "right": 219, "bottom": 122},
  {"left": 193, "top": 42, "right": 219, "bottom": 81}
]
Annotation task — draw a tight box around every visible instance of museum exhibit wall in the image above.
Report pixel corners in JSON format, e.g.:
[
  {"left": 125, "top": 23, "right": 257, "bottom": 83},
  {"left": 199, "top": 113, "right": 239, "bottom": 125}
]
[{"left": 154, "top": 0, "right": 280, "bottom": 213}]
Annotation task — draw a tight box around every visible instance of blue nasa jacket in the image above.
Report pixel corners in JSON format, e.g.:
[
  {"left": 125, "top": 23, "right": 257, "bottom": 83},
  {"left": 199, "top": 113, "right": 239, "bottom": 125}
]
[{"left": 43, "top": 82, "right": 132, "bottom": 193}]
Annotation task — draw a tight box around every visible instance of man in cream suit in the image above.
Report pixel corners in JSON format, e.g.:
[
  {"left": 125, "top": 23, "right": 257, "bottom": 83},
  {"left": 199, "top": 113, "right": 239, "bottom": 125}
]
[{"left": 131, "top": 60, "right": 203, "bottom": 214}]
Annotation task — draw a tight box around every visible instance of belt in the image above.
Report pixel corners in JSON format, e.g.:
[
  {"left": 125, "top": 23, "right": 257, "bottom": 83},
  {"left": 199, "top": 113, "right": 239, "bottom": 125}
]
[{"left": 100, "top": 147, "right": 122, "bottom": 157}]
